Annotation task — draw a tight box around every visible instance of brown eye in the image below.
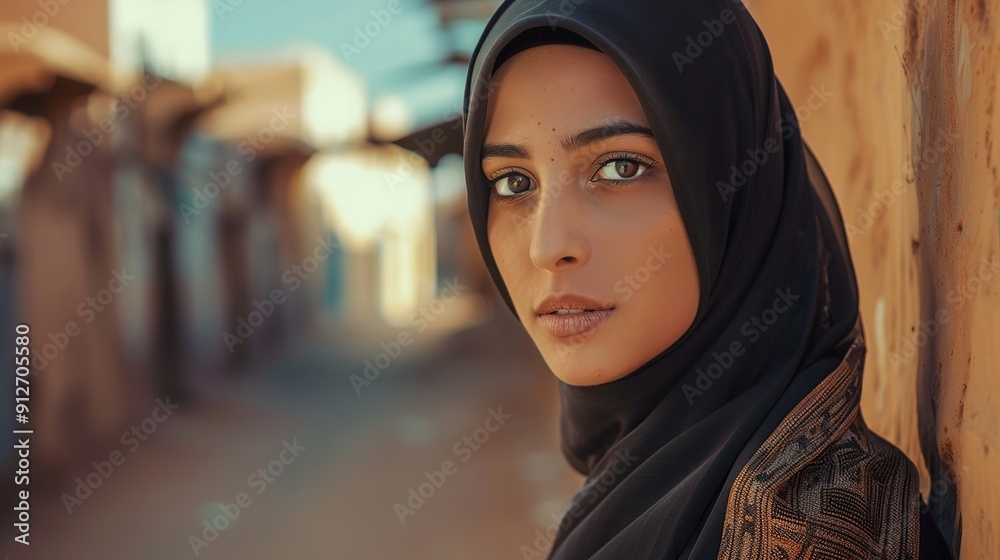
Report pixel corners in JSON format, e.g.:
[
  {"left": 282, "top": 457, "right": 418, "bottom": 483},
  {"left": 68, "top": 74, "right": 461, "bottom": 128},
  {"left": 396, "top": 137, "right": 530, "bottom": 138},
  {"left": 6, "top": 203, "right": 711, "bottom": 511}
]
[
  {"left": 615, "top": 160, "right": 638, "bottom": 178},
  {"left": 594, "top": 158, "right": 649, "bottom": 183},
  {"left": 493, "top": 172, "right": 535, "bottom": 197}
]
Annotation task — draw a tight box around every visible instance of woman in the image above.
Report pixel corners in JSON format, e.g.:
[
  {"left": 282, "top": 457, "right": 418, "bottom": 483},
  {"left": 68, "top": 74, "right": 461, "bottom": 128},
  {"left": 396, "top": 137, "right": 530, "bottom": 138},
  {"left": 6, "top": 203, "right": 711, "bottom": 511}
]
[{"left": 461, "top": 0, "right": 952, "bottom": 558}]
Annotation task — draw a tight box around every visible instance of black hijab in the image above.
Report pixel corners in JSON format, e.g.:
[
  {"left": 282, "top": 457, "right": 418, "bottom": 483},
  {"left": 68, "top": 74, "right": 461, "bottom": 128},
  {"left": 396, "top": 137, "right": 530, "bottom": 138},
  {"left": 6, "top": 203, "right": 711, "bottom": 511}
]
[{"left": 462, "top": 1, "right": 863, "bottom": 558}]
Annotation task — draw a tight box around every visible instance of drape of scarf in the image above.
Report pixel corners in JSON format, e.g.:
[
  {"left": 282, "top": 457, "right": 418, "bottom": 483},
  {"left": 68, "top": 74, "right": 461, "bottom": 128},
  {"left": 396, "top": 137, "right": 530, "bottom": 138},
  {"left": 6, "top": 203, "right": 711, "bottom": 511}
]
[{"left": 461, "top": 1, "right": 920, "bottom": 558}]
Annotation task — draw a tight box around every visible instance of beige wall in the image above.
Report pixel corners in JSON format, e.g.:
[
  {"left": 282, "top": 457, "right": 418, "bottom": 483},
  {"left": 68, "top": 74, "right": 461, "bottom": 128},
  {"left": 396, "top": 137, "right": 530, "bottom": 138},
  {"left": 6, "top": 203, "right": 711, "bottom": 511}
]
[
  {"left": 0, "top": 0, "right": 209, "bottom": 81},
  {"left": 0, "top": 0, "right": 110, "bottom": 57},
  {"left": 748, "top": 0, "right": 999, "bottom": 556}
]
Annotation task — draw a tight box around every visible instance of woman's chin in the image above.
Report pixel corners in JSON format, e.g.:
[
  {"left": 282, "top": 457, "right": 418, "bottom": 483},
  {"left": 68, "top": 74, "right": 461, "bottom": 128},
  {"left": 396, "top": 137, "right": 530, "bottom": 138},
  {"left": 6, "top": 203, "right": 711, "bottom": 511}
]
[{"left": 539, "top": 343, "right": 626, "bottom": 386}]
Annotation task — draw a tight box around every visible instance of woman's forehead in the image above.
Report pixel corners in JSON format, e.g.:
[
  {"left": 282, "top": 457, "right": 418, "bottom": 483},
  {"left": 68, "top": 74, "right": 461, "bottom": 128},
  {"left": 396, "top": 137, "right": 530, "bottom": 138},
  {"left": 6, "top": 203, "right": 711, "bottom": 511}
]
[{"left": 483, "top": 46, "right": 648, "bottom": 142}]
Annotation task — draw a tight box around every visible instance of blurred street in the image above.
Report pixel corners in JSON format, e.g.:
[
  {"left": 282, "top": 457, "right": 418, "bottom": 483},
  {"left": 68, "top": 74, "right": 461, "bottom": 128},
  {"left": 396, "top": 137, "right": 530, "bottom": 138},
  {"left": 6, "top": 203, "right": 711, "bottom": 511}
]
[
  {"left": 0, "top": 317, "right": 583, "bottom": 559},
  {"left": 0, "top": 3, "right": 567, "bottom": 557}
]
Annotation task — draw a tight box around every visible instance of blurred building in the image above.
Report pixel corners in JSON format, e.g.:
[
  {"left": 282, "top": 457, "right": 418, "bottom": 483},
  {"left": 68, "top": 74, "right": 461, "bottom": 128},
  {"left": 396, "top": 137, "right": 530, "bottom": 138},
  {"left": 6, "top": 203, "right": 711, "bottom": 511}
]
[
  {"left": 0, "top": 0, "right": 209, "bottom": 82},
  {"left": 197, "top": 46, "right": 356, "bottom": 368},
  {"left": 0, "top": 0, "right": 500, "bottom": 481},
  {"left": 0, "top": 0, "right": 217, "bottom": 468}
]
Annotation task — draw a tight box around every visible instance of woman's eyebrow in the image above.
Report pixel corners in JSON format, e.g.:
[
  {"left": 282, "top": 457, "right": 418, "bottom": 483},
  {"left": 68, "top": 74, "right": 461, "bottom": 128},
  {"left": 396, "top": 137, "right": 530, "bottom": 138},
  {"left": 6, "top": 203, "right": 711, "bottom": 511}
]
[
  {"left": 560, "top": 120, "right": 654, "bottom": 152},
  {"left": 481, "top": 119, "right": 654, "bottom": 162},
  {"left": 481, "top": 143, "right": 531, "bottom": 160}
]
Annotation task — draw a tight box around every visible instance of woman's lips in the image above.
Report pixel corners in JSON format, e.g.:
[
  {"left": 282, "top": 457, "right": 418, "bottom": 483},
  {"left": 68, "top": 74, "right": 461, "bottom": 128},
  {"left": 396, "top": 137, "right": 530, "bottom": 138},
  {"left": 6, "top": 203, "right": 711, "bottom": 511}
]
[{"left": 536, "top": 308, "right": 616, "bottom": 338}]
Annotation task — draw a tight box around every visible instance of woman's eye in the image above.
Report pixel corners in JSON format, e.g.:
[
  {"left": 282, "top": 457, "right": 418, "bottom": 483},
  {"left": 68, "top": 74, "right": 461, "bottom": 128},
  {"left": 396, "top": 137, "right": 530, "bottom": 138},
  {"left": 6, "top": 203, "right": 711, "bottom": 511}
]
[
  {"left": 493, "top": 172, "right": 535, "bottom": 197},
  {"left": 594, "top": 159, "right": 647, "bottom": 182}
]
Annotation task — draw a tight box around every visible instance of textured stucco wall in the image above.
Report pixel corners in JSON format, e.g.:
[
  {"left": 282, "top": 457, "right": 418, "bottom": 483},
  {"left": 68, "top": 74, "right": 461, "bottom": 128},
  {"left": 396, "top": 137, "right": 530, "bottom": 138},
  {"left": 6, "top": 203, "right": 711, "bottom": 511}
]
[{"left": 747, "top": 0, "right": 999, "bottom": 557}]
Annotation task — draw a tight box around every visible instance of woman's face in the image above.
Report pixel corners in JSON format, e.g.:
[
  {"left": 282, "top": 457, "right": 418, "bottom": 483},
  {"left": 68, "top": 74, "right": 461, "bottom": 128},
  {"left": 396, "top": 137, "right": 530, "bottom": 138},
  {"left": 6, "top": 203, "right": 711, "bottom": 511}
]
[{"left": 482, "top": 44, "right": 700, "bottom": 386}]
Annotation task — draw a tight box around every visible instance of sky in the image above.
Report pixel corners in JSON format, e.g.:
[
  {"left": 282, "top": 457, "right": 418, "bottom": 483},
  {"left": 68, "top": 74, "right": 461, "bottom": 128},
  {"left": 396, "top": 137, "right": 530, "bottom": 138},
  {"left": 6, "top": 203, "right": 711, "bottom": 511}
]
[{"left": 209, "top": 0, "right": 487, "bottom": 130}]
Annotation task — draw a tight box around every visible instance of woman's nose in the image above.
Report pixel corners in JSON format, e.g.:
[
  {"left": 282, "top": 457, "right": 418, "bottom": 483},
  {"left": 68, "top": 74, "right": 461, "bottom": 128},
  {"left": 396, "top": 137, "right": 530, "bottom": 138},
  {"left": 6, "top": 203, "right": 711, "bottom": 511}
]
[{"left": 528, "top": 176, "right": 591, "bottom": 272}]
